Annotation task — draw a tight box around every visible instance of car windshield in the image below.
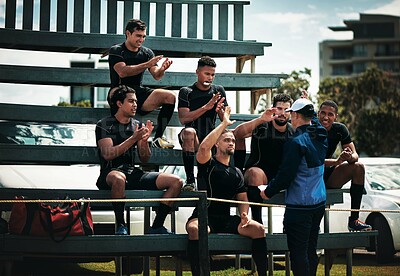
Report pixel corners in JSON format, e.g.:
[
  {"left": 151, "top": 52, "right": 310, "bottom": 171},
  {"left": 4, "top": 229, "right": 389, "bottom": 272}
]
[
  {"left": 366, "top": 164, "right": 400, "bottom": 191},
  {"left": 0, "top": 120, "right": 95, "bottom": 146}
]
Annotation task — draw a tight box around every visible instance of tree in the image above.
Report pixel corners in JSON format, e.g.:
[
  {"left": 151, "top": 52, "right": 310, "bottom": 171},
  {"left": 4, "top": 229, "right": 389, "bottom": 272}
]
[
  {"left": 57, "top": 100, "right": 92, "bottom": 107},
  {"left": 318, "top": 66, "right": 400, "bottom": 156},
  {"left": 257, "top": 68, "right": 311, "bottom": 113}
]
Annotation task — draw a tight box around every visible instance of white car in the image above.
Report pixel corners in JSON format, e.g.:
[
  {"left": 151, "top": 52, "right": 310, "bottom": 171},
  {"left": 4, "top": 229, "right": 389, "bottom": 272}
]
[{"left": 329, "top": 157, "right": 400, "bottom": 263}]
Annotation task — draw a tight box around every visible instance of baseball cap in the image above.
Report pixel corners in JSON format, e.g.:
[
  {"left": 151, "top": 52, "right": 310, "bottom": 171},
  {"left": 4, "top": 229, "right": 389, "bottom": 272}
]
[{"left": 285, "top": 98, "right": 314, "bottom": 116}]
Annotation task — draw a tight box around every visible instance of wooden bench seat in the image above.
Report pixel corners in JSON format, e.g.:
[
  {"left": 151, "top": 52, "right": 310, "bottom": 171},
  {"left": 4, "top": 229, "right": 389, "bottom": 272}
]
[{"left": 0, "top": 64, "right": 285, "bottom": 90}]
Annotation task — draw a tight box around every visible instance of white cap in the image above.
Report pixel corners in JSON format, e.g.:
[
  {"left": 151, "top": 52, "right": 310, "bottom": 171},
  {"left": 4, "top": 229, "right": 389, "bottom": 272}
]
[{"left": 285, "top": 98, "right": 314, "bottom": 115}]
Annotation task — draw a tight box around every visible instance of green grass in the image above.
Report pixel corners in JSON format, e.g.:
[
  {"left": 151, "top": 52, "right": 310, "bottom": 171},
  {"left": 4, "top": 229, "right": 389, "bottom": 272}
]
[{"left": 8, "top": 253, "right": 400, "bottom": 276}]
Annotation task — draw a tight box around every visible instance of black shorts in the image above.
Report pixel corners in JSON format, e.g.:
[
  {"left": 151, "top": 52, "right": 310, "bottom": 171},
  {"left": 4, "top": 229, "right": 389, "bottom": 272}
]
[
  {"left": 96, "top": 165, "right": 160, "bottom": 190},
  {"left": 323, "top": 166, "right": 335, "bottom": 185},
  {"left": 132, "top": 85, "right": 154, "bottom": 115},
  {"left": 187, "top": 209, "right": 241, "bottom": 234}
]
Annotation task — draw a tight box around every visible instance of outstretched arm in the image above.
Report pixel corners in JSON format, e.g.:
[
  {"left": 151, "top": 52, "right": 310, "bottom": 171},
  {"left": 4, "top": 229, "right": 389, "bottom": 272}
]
[
  {"left": 196, "top": 106, "right": 235, "bottom": 164},
  {"left": 149, "top": 57, "right": 173, "bottom": 80},
  {"left": 234, "top": 107, "right": 277, "bottom": 139}
]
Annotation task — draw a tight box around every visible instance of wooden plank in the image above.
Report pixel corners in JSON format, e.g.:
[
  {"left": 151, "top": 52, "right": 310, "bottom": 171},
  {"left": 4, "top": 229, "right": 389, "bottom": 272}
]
[
  {"left": 187, "top": 4, "right": 198, "bottom": 38},
  {"left": 171, "top": 3, "right": 182, "bottom": 37},
  {"left": 155, "top": 2, "right": 166, "bottom": 36},
  {"left": 218, "top": 4, "right": 228, "bottom": 40},
  {"left": 0, "top": 103, "right": 258, "bottom": 125},
  {"left": 0, "top": 65, "right": 285, "bottom": 89},
  {"left": 56, "top": 0, "right": 67, "bottom": 32},
  {"left": 39, "top": 0, "right": 51, "bottom": 31},
  {"left": 233, "top": 4, "right": 243, "bottom": 41},
  {"left": 73, "top": 0, "right": 84, "bottom": 33},
  {"left": 22, "top": 0, "right": 34, "bottom": 30},
  {"left": 107, "top": 0, "right": 118, "bottom": 34},
  {"left": 0, "top": 29, "right": 270, "bottom": 57},
  {"left": 90, "top": 0, "right": 101, "bottom": 33},
  {"left": 202, "top": 4, "right": 213, "bottom": 39},
  {"left": 140, "top": 1, "right": 150, "bottom": 28},
  {"left": 5, "top": 0, "right": 16, "bottom": 28},
  {"left": 124, "top": 1, "right": 134, "bottom": 30}
]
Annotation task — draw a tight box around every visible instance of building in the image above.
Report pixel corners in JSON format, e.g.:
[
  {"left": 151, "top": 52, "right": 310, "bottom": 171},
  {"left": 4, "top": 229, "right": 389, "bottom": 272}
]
[{"left": 319, "top": 14, "right": 400, "bottom": 80}]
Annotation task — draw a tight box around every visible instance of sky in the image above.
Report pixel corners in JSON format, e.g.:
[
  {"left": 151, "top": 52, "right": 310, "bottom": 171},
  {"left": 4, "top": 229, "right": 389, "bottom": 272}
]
[{"left": 0, "top": 0, "right": 399, "bottom": 113}]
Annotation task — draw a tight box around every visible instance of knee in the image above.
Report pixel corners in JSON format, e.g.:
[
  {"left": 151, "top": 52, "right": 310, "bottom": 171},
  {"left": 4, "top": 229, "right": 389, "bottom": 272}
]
[
  {"left": 244, "top": 167, "right": 266, "bottom": 186},
  {"left": 165, "top": 90, "right": 176, "bottom": 104},
  {"left": 181, "top": 128, "right": 197, "bottom": 141},
  {"left": 186, "top": 224, "right": 199, "bottom": 239},
  {"left": 168, "top": 176, "right": 183, "bottom": 192},
  {"left": 107, "top": 172, "right": 126, "bottom": 194},
  {"left": 354, "top": 162, "right": 365, "bottom": 176}
]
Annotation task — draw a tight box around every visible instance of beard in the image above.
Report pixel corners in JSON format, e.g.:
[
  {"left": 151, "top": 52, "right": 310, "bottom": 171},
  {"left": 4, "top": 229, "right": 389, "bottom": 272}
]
[
  {"left": 274, "top": 117, "right": 288, "bottom": 126},
  {"left": 224, "top": 148, "right": 235, "bottom": 156}
]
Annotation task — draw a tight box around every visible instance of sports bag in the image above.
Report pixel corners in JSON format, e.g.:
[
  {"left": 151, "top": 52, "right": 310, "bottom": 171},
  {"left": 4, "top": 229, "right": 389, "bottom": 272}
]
[{"left": 9, "top": 196, "right": 94, "bottom": 242}]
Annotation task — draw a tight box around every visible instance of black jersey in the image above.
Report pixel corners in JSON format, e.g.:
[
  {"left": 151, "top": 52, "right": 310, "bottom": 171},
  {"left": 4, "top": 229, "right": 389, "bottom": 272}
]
[
  {"left": 95, "top": 116, "right": 141, "bottom": 174},
  {"left": 178, "top": 83, "right": 227, "bottom": 141},
  {"left": 245, "top": 121, "right": 294, "bottom": 179},
  {"left": 198, "top": 157, "right": 246, "bottom": 218},
  {"left": 108, "top": 43, "right": 155, "bottom": 87},
  {"left": 326, "top": 122, "right": 352, "bottom": 158}
]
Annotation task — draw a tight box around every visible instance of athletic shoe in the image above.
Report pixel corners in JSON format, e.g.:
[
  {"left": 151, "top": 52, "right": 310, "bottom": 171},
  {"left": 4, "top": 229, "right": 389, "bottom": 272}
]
[
  {"left": 182, "top": 180, "right": 196, "bottom": 191},
  {"left": 152, "top": 137, "right": 175, "bottom": 149},
  {"left": 148, "top": 226, "right": 173, "bottom": 234},
  {"left": 348, "top": 218, "right": 372, "bottom": 232},
  {"left": 115, "top": 224, "right": 128, "bottom": 235}
]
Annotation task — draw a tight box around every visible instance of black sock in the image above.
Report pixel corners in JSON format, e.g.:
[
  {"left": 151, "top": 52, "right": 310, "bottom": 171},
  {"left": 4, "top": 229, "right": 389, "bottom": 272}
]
[
  {"left": 247, "top": 186, "right": 263, "bottom": 224},
  {"left": 112, "top": 202, "right": 126, "bottom": 225},
  {"left": 234, "top": 150, "right": 246, "bottom": 172},
  {"left": 187, "top": 240, "right": 200, "bottom": 276},
  {"left": 252, "top": 237, "right": 267, "bottom": 276},
  {"left": 182, "top": 151, "right": 195, "bottom": 182},
  {"left": 155, "top": 104, "right": 174, "bottom": 139},
  {"left": 350, "top": 184, "right": 364, "bottom": 220},
  {"left": 151, "top": 203, "right": 172, "bottom": 229}
]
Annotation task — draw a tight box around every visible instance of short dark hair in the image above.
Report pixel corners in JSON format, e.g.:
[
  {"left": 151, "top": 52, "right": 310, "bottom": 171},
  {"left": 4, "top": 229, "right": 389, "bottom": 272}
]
[
  {"left": 125, "top": 19, "right": 147, "bottom": 35},
  {"left": 320, "top": 100, "right": 338, "bottom": 113},
  {"left": 272, "top": 93, "right": 293, "bottom": 107},
  {"left": 107, "top": 85, "right": 136, "bottom": 116},
  {"left": 197, "top": 56, "right": 216, "bottom": 68}
]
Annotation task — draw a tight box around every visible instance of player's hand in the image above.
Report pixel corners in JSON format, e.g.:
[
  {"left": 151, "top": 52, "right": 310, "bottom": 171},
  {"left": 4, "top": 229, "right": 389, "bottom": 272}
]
[
  {"left": 300, "top": 89, "right": 309, "bottom": 99},
  {"left": 215, "top": 97, "right": 226, "bottom": 114},
  {"left": 240, "top": 212, "right": 250, "bottom": 228},
  {"left": 260, "top": 190, "right": 269, "bottom": 200},
  {"left": 260, "top": 107, "right": 278, "bottom": 122},
  {"left": 205, "top": 93, "right": 221, "bottom": 110},
  {"left": 339, "top": 147, "right": 353, "bottom": 162},
  {"left": 160, "top": 57, "right": 173, "bottom": 71},
  {"left": 147, "top": 55, "right": 164, "bottom": 68},
  {"left": 132, "top": 123, "right": 149, "bottom": 143},
  {"left": 222, "top": 106, "right": 236, "bottom": 126},
  {"left": 140, "top": 120, "right": 153, "bottom": 141}
]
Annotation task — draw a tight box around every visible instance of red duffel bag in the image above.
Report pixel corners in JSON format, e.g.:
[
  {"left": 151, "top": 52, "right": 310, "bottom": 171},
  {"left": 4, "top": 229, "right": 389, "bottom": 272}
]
[{"left": 9, "top": 196, "right": 94, "bottom": 242}]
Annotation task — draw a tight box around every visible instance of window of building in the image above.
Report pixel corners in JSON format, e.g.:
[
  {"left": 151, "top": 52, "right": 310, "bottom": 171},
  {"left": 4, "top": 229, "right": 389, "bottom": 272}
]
[
  {"left": 353, "top": 44, "right": 367, "bottom": 57},
  {"left": 376, "top": 43, "right": 398, "bottom": 56},
  {"left": 353, "top": 62, "right": 366, "bottom": 73},
  {"left": 332, "top": 47, "right": 353, "bottom": 59},
  {"left": 332, "top": 64, "right": 352, "bottom": 76},
  {"left": 377, "top": 61, "right": 399, "bottom": 72}
]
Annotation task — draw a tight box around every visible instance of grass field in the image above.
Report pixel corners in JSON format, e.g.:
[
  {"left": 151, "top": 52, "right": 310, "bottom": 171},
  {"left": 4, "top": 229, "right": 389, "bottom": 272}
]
[{"left": 6, "top": 251, "right": 400, "bottom": 276}]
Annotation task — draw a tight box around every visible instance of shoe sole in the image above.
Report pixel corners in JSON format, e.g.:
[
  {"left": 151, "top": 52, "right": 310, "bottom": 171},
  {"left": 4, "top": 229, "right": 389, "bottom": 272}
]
[
  {"left": 182, "top": 186, "right": 195, "bottom": 191},
  {"left": 348, "top": 227, "right": 373, "bottom": 232}
]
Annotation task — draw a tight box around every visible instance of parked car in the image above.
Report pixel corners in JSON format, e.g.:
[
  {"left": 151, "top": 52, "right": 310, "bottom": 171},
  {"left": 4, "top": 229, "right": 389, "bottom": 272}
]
[
  {"left": 0, "top": 121, "right": 186, "bottom": 235},
  {"left": 329, "top": 157, "right": 400, "bottom": 263}
]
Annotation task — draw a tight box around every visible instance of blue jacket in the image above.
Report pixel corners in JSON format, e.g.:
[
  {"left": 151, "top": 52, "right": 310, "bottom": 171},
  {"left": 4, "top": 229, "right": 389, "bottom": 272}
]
[{"left": 264, "top": 118, "right": 328, "bottom": 208}]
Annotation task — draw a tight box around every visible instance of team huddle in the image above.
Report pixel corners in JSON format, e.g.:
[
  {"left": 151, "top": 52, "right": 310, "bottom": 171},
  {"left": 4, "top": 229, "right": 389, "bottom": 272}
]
[{"left": 96, "top": 19, "right": 371, "bottom": 276}]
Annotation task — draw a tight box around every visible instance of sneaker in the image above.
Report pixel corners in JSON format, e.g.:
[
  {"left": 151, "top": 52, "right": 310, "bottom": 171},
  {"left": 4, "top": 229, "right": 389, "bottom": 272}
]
[
  {"left": 348, "top": 218, "right": 372, "bottom": 232},
  {"left": 182, "top": 180, "right": 196, "bottom": 191},
  {"left": 115, "top": 224, "right": 128, "bottom": 235},
  {"left": 152, "top": 137, "right": 175, "bottom": 149},
  {"left": 148, "top": 226, "right": 173, "bottom": 234}
]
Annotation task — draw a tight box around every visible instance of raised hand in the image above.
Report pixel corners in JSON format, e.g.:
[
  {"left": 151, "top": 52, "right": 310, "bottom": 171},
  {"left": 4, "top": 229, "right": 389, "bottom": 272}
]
[
  {"left": 215, "top": 97, "right": 226, "bottom": 114},
  {"left": 260, "top": 107, "right": 278, "bottom": 122},
  {"left": 160, "top": 57, "right": 173, "bottom": 71},
  {"left": 205, "top": 92, "right": 222, "bottom": 110},
  {"left": 132, "top": 123, "right": 149, "bottom": 143},
  {"left": 140, "top": 120, "right": 154, "bottom": 141},
  {"left": 222, "top": 106, "right": 236, "bottom": 126},
  {"left": 147, "top": 55, "right": 164, "bottom": 68}
]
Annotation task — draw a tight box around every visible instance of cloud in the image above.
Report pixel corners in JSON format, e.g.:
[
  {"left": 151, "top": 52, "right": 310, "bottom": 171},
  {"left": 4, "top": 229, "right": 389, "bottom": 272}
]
[
  {"left": 308, "top": 5, "right": 317, "bottom": 10},
  {"left": 364, "top": 0, "right": 400, "bottom": 16},
  {"left": 252, "top": 12, "right": 323, "bottom": 35}
]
